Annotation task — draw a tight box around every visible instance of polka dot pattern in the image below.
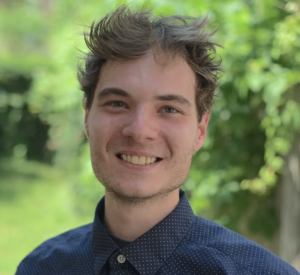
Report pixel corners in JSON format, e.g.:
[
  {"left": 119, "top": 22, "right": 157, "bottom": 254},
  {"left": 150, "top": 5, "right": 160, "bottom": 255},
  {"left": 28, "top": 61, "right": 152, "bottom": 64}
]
[{"left": 16, "top": 190, "right": 299, "bottom": 275}]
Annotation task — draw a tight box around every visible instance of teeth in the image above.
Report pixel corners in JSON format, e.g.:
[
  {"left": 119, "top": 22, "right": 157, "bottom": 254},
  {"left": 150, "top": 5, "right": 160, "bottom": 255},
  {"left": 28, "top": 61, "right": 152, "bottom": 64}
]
[
  {"left": 139, "top": 156, "right": 146, "bottom": 165},
  {"left": 120, "top": 155, "right": 158, "bottom": 165},
  {"left": 146, "top": 157, "right": 151, "bottom": 164},
  {"left": 146, "top": 157, "right": 154, "bottom": 164},
  {"left": 131, "top": 155, "right": 139, "bottom": 165}
]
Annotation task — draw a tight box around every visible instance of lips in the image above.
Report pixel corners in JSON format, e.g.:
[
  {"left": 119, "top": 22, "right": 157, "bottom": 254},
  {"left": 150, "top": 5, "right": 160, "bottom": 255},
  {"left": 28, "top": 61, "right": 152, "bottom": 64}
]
[{"left": 116, "top": 154, "right": 162, "bottom": 166}]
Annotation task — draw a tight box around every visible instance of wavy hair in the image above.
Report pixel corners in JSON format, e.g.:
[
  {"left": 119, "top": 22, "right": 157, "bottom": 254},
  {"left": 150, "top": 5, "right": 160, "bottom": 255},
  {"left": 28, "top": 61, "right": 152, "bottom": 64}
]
[{"left": 78, "top": 5, "right": 223, "bottom": 120}]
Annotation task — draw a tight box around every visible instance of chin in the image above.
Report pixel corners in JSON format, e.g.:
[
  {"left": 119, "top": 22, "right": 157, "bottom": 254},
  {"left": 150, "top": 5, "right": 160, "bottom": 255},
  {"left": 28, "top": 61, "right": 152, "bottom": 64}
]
[
  {"left": 110, "top": 184, "right": 159, "bottom": 202},
  {"left": 103, "top": 178, "right": 179, "bottom": 204}
]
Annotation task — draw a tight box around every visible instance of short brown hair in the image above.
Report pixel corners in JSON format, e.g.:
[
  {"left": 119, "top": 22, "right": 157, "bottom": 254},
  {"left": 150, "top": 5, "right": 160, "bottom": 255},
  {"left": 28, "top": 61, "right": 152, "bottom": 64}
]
[{"left": 78, "top": 5, "right": 223, "bottom": 120}]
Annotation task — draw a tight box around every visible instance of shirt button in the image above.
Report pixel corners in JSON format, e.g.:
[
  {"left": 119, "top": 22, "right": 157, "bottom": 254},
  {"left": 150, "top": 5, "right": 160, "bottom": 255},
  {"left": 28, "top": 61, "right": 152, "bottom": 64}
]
[{"left": 117, "top": 255, "right": 126, "bottom": 264}]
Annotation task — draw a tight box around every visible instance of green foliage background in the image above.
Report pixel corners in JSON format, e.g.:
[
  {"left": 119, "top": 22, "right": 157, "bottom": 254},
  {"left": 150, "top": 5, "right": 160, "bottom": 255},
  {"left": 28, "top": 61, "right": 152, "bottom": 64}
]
[{"left": 0, "top": 0, "right": 299, "bottom": 274}]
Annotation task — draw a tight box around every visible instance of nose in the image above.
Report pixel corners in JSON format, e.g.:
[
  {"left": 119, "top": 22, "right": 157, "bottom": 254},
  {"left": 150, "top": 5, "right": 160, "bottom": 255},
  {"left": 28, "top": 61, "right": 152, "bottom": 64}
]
[{"left": 122, "top": 107, "right": 158, "bottom": 142}]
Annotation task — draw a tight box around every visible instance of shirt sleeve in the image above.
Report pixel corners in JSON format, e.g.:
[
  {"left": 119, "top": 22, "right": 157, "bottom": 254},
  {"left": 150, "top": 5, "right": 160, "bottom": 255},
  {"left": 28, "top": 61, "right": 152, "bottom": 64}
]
[{"left": 15, "top": 245, "right": 55, "bottom": 275}]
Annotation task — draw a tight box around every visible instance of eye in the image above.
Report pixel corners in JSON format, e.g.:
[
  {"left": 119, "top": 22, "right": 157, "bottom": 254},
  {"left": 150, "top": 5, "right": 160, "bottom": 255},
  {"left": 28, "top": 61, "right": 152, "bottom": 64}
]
[
  {"left": 162, "top": 106, "right": 179, "bottom": 114},
  {"left": 107, "top": 101, "right": 126, "bottom": 108}
]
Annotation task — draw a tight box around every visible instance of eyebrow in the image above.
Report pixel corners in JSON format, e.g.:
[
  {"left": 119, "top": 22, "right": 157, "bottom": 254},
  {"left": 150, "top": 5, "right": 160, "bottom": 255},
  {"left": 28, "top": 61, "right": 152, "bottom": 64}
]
[
  {"left": 97, "top": 87, "right": 191, "bottom": 106},
  {"left": 155, "top": 94, "right": 191, "bottom": 106},
  {"left": 97, "top": 88, "right": 131, "bottom": 100}
]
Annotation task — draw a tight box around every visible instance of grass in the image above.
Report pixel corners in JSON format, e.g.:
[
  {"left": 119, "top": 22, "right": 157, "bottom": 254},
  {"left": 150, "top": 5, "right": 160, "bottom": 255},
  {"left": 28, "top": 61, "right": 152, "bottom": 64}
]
[{"left": 0, "top": 159, "right": 93, "bottom": 275}]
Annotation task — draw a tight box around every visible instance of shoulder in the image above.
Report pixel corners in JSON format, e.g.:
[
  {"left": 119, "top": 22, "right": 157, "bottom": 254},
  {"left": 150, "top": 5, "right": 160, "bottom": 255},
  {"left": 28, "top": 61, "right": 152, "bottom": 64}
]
[
  {"left": 16, "top": 223, "right": 94, "bottom": 275},
  {"left": 180, "top": 216, "right": 299, "bottom": 275}
]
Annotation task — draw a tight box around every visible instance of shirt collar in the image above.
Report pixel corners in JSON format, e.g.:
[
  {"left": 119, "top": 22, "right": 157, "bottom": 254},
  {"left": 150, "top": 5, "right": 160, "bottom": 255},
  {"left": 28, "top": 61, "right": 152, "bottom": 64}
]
[{"left": 92, "top": 190, "right": 195, "bottom": 275}]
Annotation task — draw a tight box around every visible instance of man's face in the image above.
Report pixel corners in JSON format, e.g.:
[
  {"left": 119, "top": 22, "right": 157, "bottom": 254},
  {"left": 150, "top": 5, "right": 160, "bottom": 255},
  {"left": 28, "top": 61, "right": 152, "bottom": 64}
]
[{"left": 85, "top": 52, "right": 209, "bottom": 202}]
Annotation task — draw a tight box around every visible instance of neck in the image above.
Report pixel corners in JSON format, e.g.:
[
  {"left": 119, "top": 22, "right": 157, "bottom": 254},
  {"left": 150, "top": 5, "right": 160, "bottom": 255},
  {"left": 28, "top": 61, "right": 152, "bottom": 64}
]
[{"left": 104, "top": 189, "right": 180, "bottom": 242}]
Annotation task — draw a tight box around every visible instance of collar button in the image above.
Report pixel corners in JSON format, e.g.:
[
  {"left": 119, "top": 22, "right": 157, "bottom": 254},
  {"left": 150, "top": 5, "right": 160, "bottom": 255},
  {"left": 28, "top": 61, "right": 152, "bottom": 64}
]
[{"left": 117, "top": 254, "right": 126, "bottom": 264}]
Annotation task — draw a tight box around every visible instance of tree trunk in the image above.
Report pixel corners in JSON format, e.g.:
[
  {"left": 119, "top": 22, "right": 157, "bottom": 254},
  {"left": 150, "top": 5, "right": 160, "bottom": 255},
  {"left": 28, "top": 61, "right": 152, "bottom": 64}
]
[{"left": 279, "top": 95, "right": 300, "bottom": 271}]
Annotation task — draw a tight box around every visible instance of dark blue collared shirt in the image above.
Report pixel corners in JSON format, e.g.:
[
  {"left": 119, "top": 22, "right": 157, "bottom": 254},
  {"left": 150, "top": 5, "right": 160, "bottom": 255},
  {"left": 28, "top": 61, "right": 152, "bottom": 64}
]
[{"left": 16, "top": 190, "right": 299, "bottom": 275}]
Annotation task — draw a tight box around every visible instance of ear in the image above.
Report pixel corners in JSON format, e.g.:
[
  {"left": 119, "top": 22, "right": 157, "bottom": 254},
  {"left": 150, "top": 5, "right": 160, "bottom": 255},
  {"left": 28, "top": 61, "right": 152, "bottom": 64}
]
[
  {"left": 84, "top": 99, "right": 90, "bottom": 140},
  {"left": 193, "top": 112, "right": 210, "bottom": 152}
]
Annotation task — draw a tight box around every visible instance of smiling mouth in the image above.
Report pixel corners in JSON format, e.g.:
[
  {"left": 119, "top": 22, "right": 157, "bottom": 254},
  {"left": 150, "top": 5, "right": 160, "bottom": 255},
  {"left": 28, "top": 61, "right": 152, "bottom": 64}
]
[{"left": 116, "top": 154, "right": 163, "bottom": 166}]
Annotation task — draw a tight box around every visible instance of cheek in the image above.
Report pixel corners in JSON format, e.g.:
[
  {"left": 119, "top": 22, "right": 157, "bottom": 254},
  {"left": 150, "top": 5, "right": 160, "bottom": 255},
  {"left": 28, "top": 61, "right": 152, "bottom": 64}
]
[
  {"left": 89, "top": 113, "right": 125, "bottom": 141},
  {"left": 162, "top": 121, "right": 196, "bottom": 151},
  {"left": 88, "top": 113, "right": 104, "bottom": 142}
]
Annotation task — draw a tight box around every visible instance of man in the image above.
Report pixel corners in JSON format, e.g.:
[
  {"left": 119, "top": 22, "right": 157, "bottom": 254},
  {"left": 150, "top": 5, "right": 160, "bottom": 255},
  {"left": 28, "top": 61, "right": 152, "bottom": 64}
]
[{"left": 16, "top": 5, "right": 299, "bottom": 275}]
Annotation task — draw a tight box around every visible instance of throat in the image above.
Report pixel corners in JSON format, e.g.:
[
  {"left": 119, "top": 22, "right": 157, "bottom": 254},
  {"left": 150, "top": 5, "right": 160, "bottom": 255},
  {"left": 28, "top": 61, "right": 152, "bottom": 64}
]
[
  {"left": 104, "top": 189, "right": 180, "bottom": 241},
  {"left": 109, "top": 233, "right": 131, "bottom": 248}
]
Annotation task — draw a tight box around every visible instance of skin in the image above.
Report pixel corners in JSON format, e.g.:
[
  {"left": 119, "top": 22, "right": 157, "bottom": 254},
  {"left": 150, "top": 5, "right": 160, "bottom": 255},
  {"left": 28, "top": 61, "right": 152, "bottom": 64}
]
[{"left": 84, "top": 51, "right": 209, "bottom": 241}]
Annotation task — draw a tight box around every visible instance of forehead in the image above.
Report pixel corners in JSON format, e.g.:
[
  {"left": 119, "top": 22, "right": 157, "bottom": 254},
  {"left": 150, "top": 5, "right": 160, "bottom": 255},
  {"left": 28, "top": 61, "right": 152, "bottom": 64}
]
[{"left": 96, "top": 52, "right": 196, "bottom": 99}]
